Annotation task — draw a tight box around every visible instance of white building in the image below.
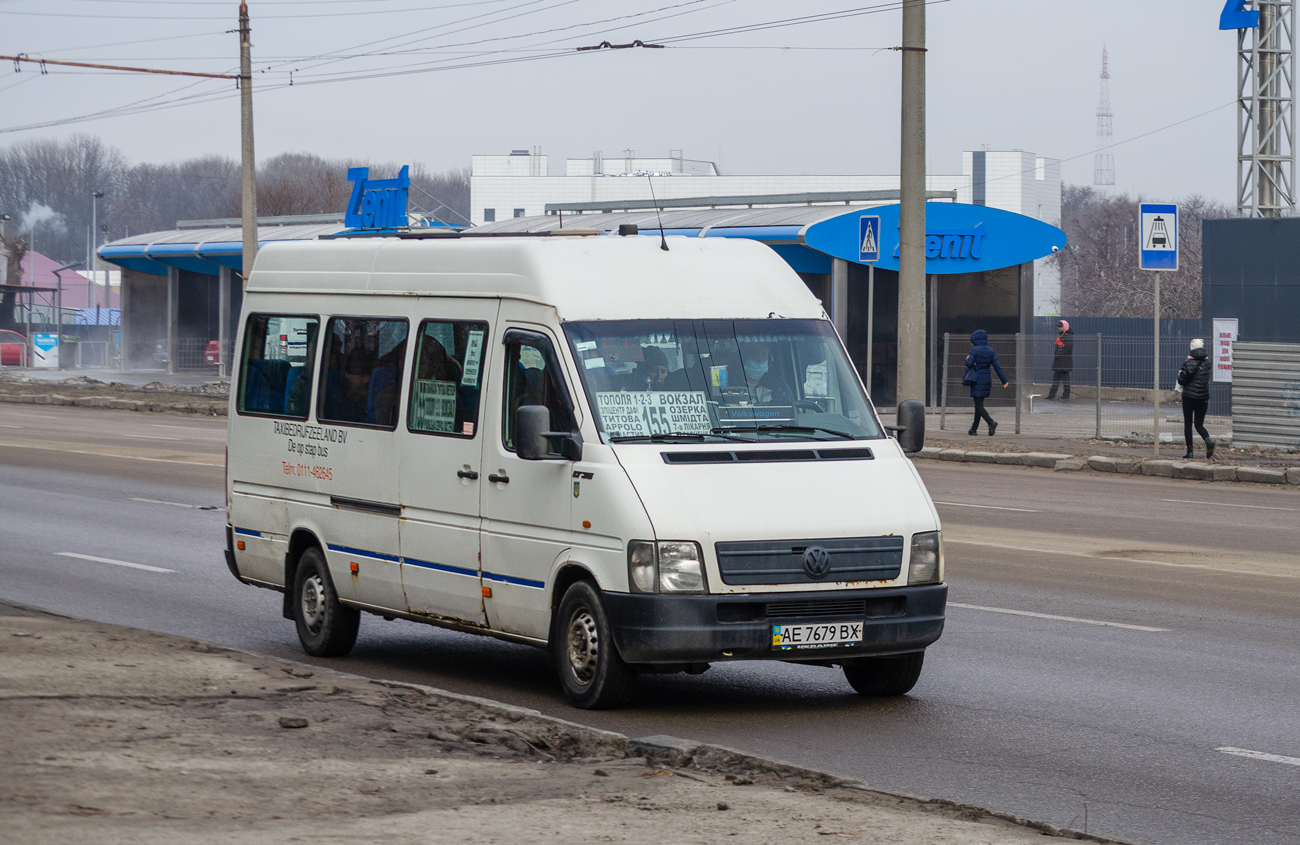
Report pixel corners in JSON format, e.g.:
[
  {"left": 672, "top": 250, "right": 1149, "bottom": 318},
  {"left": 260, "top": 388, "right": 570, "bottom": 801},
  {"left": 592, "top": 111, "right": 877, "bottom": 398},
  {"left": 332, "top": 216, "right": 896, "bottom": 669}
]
[{"left": 470, "top": 149, "right": 1063, "bottom": 315}]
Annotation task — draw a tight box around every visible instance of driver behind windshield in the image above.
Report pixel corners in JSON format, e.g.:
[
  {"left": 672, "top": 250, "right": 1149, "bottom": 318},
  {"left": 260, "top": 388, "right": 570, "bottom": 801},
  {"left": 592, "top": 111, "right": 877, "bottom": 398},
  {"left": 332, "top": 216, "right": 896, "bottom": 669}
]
[{"left": 739, "top": 341, "right": 794, "bottom": 405}]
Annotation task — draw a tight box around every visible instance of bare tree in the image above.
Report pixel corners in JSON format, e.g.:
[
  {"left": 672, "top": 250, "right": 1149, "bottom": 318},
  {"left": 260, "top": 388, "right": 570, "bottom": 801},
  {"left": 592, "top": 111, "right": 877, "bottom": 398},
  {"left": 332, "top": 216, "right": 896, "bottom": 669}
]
[
  {"left": 0, "top": 230, "right": 30, "bottom": 331},
  {"left": 1054, "top": 186, "right": 1232, "bottom": 318}
]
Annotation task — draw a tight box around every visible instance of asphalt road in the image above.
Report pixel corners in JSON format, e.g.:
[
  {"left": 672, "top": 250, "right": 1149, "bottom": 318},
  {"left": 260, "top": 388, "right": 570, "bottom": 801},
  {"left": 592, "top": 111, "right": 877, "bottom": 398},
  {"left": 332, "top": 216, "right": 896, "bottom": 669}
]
[{"left": 2, "top": 403, "right": 1298, "bottom": 845}]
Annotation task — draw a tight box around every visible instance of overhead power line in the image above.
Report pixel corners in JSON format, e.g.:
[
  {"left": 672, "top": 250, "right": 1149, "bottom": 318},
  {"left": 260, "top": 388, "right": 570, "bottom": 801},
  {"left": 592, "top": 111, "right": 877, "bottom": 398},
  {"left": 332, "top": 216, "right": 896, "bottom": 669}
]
[{"left": 1, "top": 53, "right": 236, "bottom": 80}]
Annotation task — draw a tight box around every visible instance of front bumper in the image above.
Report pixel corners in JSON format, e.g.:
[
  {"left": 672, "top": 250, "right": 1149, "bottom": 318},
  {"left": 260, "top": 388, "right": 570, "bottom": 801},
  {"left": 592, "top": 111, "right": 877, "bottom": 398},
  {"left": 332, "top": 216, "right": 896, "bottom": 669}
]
[{"left": 602, "top": 583, "right": 946, "bottom": 665}]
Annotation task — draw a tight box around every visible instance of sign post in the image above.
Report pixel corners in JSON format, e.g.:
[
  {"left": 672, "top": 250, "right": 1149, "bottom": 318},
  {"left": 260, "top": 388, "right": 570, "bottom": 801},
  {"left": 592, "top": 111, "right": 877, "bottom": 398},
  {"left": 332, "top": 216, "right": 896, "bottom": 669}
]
[
  {"left": 860, "top": 215, "right": 880, "bottom": 402},
  {"left": 1140, "top": 203, "right": 1179, "bottom": 455}
]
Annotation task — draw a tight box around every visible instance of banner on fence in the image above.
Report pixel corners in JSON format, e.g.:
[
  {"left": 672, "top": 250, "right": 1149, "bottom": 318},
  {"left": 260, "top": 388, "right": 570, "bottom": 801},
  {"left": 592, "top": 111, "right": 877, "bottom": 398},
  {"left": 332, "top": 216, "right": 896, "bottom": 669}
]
[{"left": 1212, "top": 318, "right": 1238, "bottom": 383}]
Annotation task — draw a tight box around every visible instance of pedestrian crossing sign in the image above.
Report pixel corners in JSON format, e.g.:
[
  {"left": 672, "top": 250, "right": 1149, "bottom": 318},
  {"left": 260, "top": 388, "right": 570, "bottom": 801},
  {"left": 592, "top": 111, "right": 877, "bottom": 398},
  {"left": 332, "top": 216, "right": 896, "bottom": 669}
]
[
  {"left": 1139, "top": 203, "right": 1178, "bottom": 271},
  {"left": 858, "top": 215, "right": 880, "bottom": 263}
]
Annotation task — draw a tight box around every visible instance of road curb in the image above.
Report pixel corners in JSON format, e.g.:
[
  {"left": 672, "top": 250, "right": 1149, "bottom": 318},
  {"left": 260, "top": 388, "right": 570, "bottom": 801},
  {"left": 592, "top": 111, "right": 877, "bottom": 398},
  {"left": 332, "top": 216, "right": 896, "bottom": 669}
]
[
  {"left": 914, "top": 446, "right": 1299, "bottom": 487},
  {"left": 0, "top": 597, "right": 1134, "bottom": 843}
]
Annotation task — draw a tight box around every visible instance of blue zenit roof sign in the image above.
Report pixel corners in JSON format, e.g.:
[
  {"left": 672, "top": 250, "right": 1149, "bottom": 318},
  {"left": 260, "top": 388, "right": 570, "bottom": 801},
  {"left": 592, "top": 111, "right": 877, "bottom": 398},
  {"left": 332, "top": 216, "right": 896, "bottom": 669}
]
[
  {"left": 800, "top": 202, "right": 1066, "bottom": 275},
  {"left": 344, "top": 165, "right": 410, "bottom": 230}
]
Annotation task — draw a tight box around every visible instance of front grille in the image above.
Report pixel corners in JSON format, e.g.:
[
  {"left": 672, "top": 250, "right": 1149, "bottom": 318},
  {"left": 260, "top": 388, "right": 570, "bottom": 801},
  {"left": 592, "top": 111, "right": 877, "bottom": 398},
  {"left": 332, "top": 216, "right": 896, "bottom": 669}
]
[
  {"left": 716, "top": 596, "right": 908, "bottom": 623},
  {"left": 815, "top": 447, "right": 874, "bottom": 460},
  {"left": 734, "top": 449, "right": 817, "bottom": 462},
  {"left": 767, "top": 596, "right": 906, "bottom": 619},
  {"left": 662, "top": 451, "right": 736, "bottom": 464},
  {"left": 661, "top": 448, "right": 874, "bottom": 464},
  {"left": 715, "top": 536, "right": 904, "bottom": 586}
]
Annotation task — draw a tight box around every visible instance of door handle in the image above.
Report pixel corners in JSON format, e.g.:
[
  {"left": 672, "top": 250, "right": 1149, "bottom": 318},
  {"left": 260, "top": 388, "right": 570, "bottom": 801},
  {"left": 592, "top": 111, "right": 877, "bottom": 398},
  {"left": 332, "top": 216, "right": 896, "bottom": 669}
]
[
  {"left": 488, "top": 473, "right": 510, "bottom": 484},
  {"left": 457, "top": 469, "right": 479, "bottom": 480}
]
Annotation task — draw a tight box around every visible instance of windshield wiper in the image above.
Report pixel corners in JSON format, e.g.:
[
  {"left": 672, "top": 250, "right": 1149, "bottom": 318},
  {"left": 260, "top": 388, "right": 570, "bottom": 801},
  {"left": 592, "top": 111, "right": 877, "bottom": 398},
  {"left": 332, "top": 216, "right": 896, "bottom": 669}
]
[
  {"left": 609, "top": 431, "right": 752, "bottom": 443},
  {"left": 752, "top": 424, "right": 857, "bottom": 440}
]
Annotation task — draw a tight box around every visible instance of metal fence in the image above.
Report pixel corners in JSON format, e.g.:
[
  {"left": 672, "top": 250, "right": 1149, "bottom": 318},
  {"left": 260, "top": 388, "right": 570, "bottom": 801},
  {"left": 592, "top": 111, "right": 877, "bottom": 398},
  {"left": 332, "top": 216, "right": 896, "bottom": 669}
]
[
  {"left": 1232, "top": 342, "right": 1300, "bottom": 449},
  {"left": 936, "top": 333, "right": 1232, "bottom": 445}
]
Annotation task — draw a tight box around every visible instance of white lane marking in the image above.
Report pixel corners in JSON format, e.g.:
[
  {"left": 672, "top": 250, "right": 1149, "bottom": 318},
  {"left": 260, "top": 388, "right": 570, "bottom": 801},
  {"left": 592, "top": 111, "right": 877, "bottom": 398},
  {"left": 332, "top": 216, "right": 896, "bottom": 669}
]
[
  {"left": 0, "top": 423, "right": 23, "bottom": 428},
  {"left": 946, "top": 538, "right": 1297, "bottom": 580},
  {"left": 56, "top": 552, "right": 174, "bottom": 574},
  {"left": 948, "top": 602, "right": 1169, "bottom": 632},
  {"left": 1217, "top": 747, "right": 1300, "bottom": 767},
  {"left": 122, "top": 434, "right": 182, "bottom": 441},
  {"left": 934, "top": 501, "right": 1041, "bottom": 513},
  {"left": 129, "top": 497, "right": 219, "bottom": 510},
  {"left": 1162, "top": 498, "right": 1298, "bottom": 512}
]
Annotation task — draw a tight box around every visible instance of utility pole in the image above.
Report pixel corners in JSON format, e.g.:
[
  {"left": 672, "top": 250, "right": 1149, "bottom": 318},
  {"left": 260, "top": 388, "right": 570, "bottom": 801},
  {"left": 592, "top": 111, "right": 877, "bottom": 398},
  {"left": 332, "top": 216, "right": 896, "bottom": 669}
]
[
  {"left": 896, "top": 0, "right": 927, "bottom": 404},
  {"left": 239, "top": 0, "right": 258, "bottom": 288}
]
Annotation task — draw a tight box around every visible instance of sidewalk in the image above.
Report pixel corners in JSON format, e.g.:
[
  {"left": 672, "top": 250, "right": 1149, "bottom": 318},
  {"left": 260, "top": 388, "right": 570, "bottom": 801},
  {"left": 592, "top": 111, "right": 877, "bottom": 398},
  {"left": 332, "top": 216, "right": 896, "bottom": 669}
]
[{"left": 0, "top": 603, "right": 1126, "bottom": 844}]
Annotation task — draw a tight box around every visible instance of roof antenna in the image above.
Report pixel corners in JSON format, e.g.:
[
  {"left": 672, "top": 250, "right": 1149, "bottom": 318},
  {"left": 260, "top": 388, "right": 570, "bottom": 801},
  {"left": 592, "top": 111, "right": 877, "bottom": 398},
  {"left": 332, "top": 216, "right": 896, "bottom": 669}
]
[{"left": 646, "top": 175, "right": 669, "bottom": 251}]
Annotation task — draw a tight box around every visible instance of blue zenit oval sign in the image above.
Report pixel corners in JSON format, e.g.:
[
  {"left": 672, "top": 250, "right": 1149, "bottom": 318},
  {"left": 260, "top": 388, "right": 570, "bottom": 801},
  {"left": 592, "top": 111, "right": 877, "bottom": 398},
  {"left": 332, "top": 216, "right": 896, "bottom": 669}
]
[{"left": 800, "top": 202, "right": 1066, "bottom": 275}]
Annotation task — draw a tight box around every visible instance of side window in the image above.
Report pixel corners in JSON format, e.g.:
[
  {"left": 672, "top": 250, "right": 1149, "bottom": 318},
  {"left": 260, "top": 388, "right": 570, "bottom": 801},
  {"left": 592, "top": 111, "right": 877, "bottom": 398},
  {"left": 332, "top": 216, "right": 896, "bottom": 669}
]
[
  {"left": 408, "top": 320, "right": 489, "bottom": 438},
  {"left": 236, "top": 314, "right": 319, "bottom": 418},
  {"left": 502, "top": 331, "right": 574, "bottom": 451},
  {"left": 317, "top": 317, "right": 409, "bottom": 429}
]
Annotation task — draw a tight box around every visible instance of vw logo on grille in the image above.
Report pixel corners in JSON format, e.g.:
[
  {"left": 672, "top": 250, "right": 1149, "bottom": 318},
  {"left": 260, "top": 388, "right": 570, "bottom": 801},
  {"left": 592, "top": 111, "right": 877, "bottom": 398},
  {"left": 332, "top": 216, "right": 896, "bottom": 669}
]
[{"left": 802, "top": 545, "right": 831, "bottom": 579}]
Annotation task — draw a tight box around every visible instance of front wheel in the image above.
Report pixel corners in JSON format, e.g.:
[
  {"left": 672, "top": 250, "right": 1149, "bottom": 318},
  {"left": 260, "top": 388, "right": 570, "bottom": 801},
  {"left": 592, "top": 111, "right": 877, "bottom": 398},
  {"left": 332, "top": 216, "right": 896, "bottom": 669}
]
[
  {"left": 842, "top": 651, "right": 924, "bottom": 697},
  {"left": 293, "top": 547, "right": 360, "bottom": 657},
  {"left": 554, "top": 581, "right": 637, "bottom": 709}
]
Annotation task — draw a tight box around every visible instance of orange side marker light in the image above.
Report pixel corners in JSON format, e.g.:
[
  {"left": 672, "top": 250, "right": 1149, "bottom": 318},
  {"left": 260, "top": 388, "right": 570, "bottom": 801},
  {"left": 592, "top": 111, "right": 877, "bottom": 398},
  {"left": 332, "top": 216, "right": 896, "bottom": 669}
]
[
  {"left": 349, "top": 561, "right": 359, "bottom": 574},
  {"left": 582, "top": 520, "right": 592, "bottom": 529},
  {"left": 236, "top": 541, "right": 245, "bottom": 551},
  {"left": 482, "top": 586, "right": 493, "bottom": 598}
]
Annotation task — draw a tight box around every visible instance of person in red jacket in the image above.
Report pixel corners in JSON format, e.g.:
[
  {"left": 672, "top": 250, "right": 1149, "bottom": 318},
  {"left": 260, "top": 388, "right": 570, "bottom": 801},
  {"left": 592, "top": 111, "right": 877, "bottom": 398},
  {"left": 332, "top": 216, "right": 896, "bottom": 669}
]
[{"left": 1047, "top": 319, "right": 1073, "bottom": 400}]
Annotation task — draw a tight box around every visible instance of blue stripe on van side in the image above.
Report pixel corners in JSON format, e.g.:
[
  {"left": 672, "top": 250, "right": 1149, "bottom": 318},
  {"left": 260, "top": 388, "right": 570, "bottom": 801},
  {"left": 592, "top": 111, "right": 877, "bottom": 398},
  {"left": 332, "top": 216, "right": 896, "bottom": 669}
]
[
  {"left": 402, "top": 557, "right": 479, "bottom": 578},
  {"left": 482, "top": 571, "right": 545, "bottom": 590},
  {"left": 233, "top": 528, "right": 261, "bottom": 537},
  {"left": 327, "top": 544, "right": 401, "bottom": 563},
  {"left": 322, "top": 544, "right": 542, "bottom": 589}
]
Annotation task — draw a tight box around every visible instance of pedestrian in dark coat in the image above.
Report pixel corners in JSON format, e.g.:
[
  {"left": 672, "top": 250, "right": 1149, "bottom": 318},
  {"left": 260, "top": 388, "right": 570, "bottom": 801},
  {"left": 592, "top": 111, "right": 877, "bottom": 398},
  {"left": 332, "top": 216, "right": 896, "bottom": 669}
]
[
  {"left": 1047, "top": 319, "right": 1074, "bottom": 400},
  {"left": 1177, "top": 338, "right": 1214, "bottom": 459},
  {"left": 964, "top": 329, "right": 1009, "bottom": 436}
]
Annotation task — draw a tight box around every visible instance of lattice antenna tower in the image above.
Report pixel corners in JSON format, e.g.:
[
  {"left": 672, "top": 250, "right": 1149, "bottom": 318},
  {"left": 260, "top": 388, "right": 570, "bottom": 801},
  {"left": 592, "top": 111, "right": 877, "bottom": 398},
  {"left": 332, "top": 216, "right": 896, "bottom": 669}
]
[
  {"left": 1093, "top": 47, "right": 1116, "bottom": 187},
  {"left": 1237, "top": 1, "right": 1297, "bottom": 217}
]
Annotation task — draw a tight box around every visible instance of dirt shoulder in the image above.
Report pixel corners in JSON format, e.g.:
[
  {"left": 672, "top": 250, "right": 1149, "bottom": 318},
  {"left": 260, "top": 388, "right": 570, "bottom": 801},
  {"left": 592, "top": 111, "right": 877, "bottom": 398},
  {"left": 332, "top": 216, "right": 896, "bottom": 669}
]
[
  {"left": 0, "top": 604, "right": 1127, "bottom": 844},
  {"left": 0, "top": 372, "right": 228, "bottom": 417}
]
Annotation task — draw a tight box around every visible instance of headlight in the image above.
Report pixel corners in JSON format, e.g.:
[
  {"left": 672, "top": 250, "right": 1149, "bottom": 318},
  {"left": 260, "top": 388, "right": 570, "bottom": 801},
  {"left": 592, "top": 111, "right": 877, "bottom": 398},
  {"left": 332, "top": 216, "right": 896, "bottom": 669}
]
[
  {"left": 626, "top": 540, "right": 708, "bottom": 594},
  {"left": 628, "top": 540, "right": 657, "bottom": 593},
  {"left": 908, "top": 531, "right": 943, "bottom": 585},
  {"left": 658, "top": 541, "right": 706, "bottom": 593}
]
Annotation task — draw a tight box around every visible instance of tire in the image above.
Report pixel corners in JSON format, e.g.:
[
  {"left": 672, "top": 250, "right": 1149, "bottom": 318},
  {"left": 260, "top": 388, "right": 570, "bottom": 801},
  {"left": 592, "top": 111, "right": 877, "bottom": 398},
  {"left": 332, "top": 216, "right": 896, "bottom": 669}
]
[
  {"left": 554, "top": 581, "right": 637, "bottom": 709},
  {"left": 292, "top": 547, "right": 360, "bottom": 657},
  {"left": 842, "top": 651, "right": 925, "bottom": 697}
]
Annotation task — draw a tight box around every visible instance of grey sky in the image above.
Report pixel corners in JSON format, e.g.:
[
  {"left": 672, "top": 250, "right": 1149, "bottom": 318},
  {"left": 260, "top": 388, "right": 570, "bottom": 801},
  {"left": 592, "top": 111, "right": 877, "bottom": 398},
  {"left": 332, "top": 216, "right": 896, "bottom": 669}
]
[{"left": 1, "top": 1, "right": 1242, "bottom": 203}]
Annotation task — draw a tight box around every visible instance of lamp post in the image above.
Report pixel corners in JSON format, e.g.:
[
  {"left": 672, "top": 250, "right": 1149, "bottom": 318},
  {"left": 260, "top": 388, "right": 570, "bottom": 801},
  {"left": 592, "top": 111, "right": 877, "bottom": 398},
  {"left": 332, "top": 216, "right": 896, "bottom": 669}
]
[
  {"left": 52, "top": 261, "right": 83, "bottom": 370},
  {"left": 90, "top": 191, "right": 104, "bottom": 310}
]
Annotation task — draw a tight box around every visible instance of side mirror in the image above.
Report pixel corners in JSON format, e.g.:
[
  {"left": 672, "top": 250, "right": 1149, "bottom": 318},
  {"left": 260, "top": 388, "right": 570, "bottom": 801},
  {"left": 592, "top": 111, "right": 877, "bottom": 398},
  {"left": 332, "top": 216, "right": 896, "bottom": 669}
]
[
  {"left": 890, "top": 399, "right": 925, "bottom": 454},
  {"left": 515, "top": 405, "right": 584, "bottom": 462}
]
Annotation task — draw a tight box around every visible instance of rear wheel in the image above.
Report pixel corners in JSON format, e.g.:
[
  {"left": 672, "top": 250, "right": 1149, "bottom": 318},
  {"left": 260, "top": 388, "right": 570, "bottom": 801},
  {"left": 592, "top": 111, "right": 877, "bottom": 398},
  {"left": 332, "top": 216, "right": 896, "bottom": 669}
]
[
  {"left": 554, "top": 581, "right": 637, "bottom": 709},
  {"left": 293, "top": 547, "right": 359, "bottom": 657},
  {"left": 842, "top": 651, "right": 924, "bottom": 697}
]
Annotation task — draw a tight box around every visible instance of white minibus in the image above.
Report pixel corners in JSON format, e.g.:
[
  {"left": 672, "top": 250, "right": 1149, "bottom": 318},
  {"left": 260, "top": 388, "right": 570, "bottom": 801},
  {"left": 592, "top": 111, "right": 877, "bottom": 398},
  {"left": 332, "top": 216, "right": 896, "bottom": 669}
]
[{"left": 224, "top": 231, "right": 945, "bottom": 708}]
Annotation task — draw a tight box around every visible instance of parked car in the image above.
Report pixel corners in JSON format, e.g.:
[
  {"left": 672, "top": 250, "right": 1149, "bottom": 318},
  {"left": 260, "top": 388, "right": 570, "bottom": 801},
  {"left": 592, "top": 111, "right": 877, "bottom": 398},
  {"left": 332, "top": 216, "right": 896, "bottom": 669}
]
[
  {"left": 204, "top": 340, "right": 221, "bottom": 365},
  {"left": 0, "top": 329, "right": 27, "bottom": 366}
]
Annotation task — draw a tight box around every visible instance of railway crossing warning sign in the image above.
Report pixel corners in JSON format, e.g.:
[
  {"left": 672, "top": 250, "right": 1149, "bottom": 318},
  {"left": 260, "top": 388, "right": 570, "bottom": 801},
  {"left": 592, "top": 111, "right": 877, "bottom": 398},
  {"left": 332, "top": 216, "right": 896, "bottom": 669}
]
[{"left": 1139, "top": 203, "right": 1178, "bottom": 271}]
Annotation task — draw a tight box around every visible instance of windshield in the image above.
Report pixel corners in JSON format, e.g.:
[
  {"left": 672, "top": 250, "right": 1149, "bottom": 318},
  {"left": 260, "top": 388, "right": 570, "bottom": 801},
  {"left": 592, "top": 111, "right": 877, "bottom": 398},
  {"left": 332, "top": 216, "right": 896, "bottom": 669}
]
[{"left": 563, "top": 319, "right": 883, "bottom": 443}]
